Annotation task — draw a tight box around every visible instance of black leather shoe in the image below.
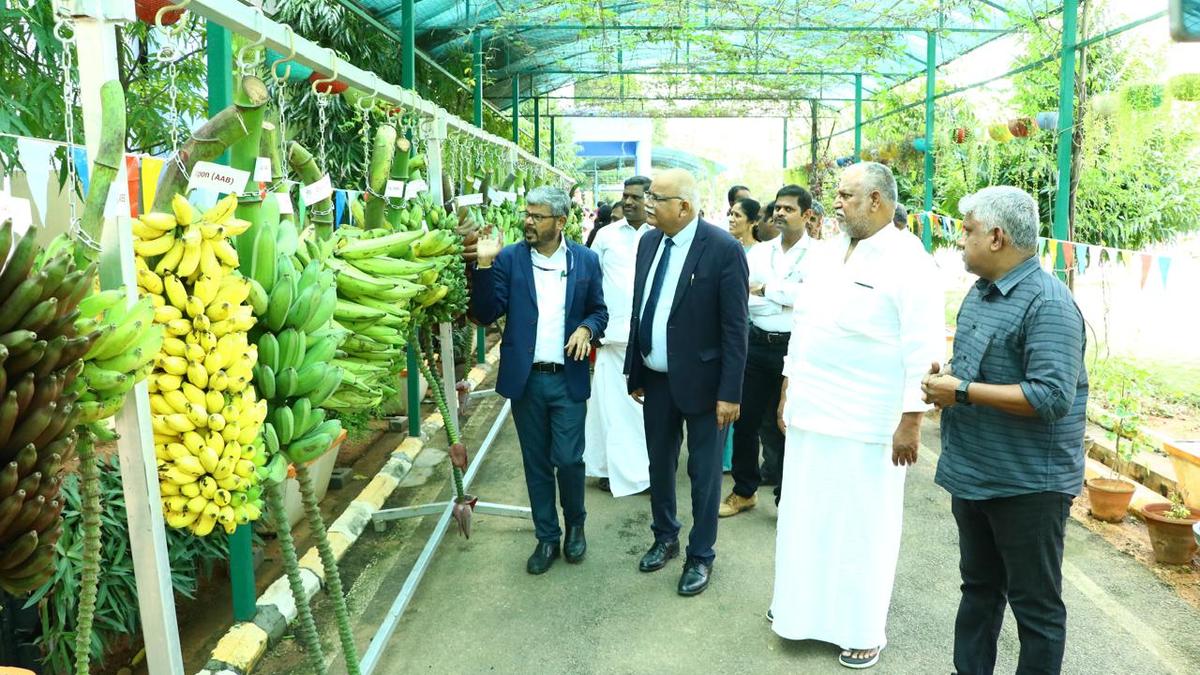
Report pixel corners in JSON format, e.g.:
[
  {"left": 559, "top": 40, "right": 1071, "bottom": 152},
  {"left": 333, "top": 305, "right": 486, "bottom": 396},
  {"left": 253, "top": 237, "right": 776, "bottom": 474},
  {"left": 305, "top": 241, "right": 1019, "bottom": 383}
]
[
  {"left": 678, "top": 558, "right": 712, "bottom": 596},
  {"left": 526, "top": 541, "right": 560, "bottom": 575},
  {"left": 564, "top": 525, "right": 586, "bottom": 563},
  {"left": 638, "top": 539, "right": 680, "bottom": 572}
]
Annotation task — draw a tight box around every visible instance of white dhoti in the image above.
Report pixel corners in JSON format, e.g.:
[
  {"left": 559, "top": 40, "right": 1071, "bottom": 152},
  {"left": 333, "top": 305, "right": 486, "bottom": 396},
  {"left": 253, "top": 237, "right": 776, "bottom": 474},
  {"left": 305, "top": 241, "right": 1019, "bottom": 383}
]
[
  {"left": 770, "top": 427, "right": 907, "bottom": 649},
  {"left": 583, "top": 343, "right": 650, "bottom": 497}
]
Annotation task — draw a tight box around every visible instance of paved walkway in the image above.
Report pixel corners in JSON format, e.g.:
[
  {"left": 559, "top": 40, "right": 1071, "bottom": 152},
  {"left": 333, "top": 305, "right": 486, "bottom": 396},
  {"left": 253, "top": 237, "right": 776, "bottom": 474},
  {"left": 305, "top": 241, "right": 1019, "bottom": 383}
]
[{"left": 260, "top": 391, "right": 1200, "bottom": 674}]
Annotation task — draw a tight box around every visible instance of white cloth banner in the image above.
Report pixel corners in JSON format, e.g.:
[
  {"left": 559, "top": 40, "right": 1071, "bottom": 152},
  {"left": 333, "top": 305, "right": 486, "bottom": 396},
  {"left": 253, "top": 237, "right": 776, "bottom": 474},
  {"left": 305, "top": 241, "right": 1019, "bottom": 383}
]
[
  {"left": 16, "top": 137, "right": 54, "bottom": 226},
  {"left": 583, "top": 344, "right": 650, "bottom": 496}
]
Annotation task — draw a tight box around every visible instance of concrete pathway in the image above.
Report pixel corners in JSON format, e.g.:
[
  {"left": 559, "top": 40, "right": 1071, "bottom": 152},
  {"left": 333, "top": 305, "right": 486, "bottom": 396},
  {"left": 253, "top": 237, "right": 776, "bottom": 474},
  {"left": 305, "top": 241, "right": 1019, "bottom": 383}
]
[{"left": 262, "top": 391, "right": 1200, "bottom": 674}]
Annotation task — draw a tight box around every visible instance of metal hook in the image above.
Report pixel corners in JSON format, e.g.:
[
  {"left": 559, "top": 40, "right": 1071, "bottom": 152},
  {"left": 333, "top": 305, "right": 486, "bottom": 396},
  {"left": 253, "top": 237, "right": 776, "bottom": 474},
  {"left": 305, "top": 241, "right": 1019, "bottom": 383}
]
[
  {"left": 271, "top": 25, "right": 298, "bottom": 83},
  {"left": 356, "top": 83, "right": 380, "bottom": 114},
  {"left": 237, "top": 4, "right": 268, "bottom": 73},
  {"left": 310, "top": 51, "right": 339, "bottom": 95},
  {"left": 155, "top": 0, "right": 192, "bottom": 32}
]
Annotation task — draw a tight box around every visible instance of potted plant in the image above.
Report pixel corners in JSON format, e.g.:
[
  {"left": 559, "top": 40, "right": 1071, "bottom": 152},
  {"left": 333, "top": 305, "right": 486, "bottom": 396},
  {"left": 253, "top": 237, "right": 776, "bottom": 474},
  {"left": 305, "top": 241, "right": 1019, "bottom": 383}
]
[
  {"left": 1164, "top": 440, "right": 1200, "bottom": 512},
  {"left": 1168, "top": 73, "right": 1200, "bottom": 102},
  {"left": 1142, "top": 492, "right": 1200, "bottom": 565},
  {"left": 1007, "top": 117, "right": 1033, "bottom": 138},
  {"left": 1122, "top": 83, "right": 1165, "bottom": 111},
  {"left": 1084, "top": 379, "right": 1139, "bottom": 522}
]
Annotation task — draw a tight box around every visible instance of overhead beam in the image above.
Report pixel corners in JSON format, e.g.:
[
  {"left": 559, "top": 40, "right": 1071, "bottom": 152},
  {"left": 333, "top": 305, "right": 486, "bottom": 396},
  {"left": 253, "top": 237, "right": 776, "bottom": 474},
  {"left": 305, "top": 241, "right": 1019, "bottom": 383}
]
[
  {"left": 513, "top": 68, "right": 914, "bottom": 78},
  {"left": 495, "top": 24, "right": 1011, "bottom": 33},
  {"left": 499, "top": 95, "right": 872, "bottom": 102}
]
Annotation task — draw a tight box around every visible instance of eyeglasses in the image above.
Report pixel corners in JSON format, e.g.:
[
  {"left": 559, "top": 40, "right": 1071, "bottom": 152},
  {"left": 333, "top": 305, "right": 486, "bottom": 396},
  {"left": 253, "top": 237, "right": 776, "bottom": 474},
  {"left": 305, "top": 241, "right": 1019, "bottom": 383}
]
[
  {"left": 524, "top": 212, "right": 558, "bottom": 221},
  {"left": 646, "top": 193, "right": 683, "bottom": 204}
]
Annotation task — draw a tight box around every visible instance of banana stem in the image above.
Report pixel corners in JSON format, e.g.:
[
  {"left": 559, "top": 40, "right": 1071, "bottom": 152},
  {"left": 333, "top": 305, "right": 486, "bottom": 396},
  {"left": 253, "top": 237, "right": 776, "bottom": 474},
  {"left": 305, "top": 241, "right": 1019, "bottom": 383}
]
[
  {"left": 295, "top": 463, "right": 360, "bottom": 674},
  {"left": 152, "top": 77, "right": 269, "bottom": 213},
  {"left": 365, "top": 125, "right": 397, "bottom": 230},
  {"left": 77, "top": 80, "right": 126, "bottom": 268},
  {"left": 414, "top": 328, "right": 465, "bottom": 498},
  {"left": 287, "top": 141, "right": 334, "bottom": 241},
  {"left": 72, "top": 431, "right": 102, "bottom": 675},
  {"left": 265, "top": 480, "right": 327, "bottom": 675},
  {"left": 231, "top": 76, "right": 267, "bottom": 224}
]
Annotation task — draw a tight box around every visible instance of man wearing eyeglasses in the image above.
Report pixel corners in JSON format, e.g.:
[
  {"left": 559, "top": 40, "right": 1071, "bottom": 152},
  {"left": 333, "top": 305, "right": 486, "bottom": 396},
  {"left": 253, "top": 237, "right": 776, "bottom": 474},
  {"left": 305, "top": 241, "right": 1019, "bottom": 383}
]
[
  {"left": 626, "top": 168, "right": 749, "bottom": 597},
  {"left": 468, "top": 185, "right": 608, "bottom": 576}
]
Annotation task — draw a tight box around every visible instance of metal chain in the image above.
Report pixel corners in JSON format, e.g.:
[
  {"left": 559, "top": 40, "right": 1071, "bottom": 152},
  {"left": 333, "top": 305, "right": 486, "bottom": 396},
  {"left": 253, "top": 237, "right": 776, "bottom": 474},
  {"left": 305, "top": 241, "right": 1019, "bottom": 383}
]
[
  {"left": 53, "top": 15, "right": 82, "bottom": 239},
  {"left": 275, "top": 81, "right": 289, "bottom": 184},
  {"left": 360, "top": 104, "right": 372, "bottom": 192},
  {"left": 316, "top": 93, "right": 330, "bottom": 174}
]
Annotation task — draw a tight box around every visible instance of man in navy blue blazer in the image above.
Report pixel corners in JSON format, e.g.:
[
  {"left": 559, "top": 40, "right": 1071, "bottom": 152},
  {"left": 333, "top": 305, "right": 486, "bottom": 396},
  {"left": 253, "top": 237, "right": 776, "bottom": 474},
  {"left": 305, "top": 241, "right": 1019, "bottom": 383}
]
[
  {"left": 469, "top": 186, "right": 608, "bottom": 575},
  {"left": 625, "top": 168, "right": 749, "bottom": 596}
]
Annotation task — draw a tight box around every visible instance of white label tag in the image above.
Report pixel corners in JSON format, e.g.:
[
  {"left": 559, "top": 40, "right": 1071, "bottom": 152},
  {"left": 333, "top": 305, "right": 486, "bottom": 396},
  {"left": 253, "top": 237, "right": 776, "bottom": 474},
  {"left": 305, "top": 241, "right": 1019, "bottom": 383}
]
[
  {"left": 472, "top": 178, "right": 482, "bottom": 189},
  {"left": 384, "top": 179, "right": 407, "bottom": 198},
  {"left": 300, "top": 174, "right": 333, "bottom": 206},
  {"left": 275, "top": 192, "right": 294, "bottom": 214},
  {"left": 405, "top": 179, "right": 429, "bottom": 196},
  {"left": 254, "top": 157, "right": 272, "bottom": 182},
  {"left": 490, "top": 189, "right": 517, "bottom": 204},
  {"left": 187, "top": 161, "right": 251, "bottom": 194},
  {"left": 454, "top": 193, "right": 484, "bottom": 208},
  {"left": 0, "top": 194, "right": 34, "bottom": 238},
  {"left": 104, "top": 180, "right": 130, "bottom": 218}
]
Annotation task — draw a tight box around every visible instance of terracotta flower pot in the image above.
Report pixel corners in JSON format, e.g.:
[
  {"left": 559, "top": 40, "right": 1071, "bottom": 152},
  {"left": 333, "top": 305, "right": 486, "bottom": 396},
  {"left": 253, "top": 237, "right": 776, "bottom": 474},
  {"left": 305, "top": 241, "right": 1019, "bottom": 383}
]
[
  {"left": 1008, "top": 117, "right": 1033, "bottom": 138},
  {"left": 1163, "top": 440, "right": 1200, "bottom": 510},
  {"left": 136, "top": 0, "right": 185, "bottom": 25},
  {"left": 1085, "top": 477, "right": 1135, "bottom": 522},
  {"left": 1142, "top": 503, "right": 1200, "bottom": 565},
  {"left": 951, "top": 127, "right": 969, "bottom": 144}
]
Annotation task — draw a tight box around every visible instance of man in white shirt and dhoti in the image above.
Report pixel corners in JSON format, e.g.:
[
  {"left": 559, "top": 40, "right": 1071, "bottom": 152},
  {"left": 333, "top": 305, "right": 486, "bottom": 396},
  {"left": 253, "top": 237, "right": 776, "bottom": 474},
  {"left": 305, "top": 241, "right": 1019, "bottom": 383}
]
[
  {"left": 770, "top": 162, "right": 943, "bottom": 669},
  {"left": 584, "top": 176, "right": 653, "bottom": 496}
]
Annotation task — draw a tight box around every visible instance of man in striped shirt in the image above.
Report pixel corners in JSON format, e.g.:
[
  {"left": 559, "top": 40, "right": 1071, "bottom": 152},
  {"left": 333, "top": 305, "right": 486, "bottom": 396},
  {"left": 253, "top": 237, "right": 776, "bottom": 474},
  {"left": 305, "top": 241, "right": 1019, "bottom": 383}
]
[{"left": 922, "top": 186, "right": 1088, "bottom": 675}]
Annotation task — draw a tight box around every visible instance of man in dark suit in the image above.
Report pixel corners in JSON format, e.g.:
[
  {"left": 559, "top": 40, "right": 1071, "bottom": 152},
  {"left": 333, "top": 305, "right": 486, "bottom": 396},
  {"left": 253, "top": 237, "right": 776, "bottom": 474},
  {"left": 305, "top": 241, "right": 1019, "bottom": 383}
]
[
  {"left": 625, "top": 168, "right": 749, "bottom": 596},
  {"left": 469, "top": 185, "right": 608, "bottom": 575}
]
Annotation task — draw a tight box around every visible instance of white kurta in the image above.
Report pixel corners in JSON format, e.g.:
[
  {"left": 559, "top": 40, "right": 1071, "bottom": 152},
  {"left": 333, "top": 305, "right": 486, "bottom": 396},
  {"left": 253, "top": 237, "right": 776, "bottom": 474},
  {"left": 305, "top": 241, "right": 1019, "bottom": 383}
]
[
  {"left": 772, "top": 224, "right": 944, "bottom": 649},
  {"left": 583, "top": 220, "right": 651, "bottom": 496}
]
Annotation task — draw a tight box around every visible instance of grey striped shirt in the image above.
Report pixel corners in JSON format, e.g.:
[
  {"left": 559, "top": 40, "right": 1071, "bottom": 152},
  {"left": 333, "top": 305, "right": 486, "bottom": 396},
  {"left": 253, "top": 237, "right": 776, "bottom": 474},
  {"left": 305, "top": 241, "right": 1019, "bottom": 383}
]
[{"left": 936, "top": 256, "right": 1089, "bottom": 500}]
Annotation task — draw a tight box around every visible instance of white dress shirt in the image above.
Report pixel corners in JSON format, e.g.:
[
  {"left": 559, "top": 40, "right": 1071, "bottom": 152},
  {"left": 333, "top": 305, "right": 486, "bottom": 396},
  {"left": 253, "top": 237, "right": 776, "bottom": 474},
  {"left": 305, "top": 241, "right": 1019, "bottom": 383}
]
[
  {"left": 591, "top": 218, "right": 650, "bottom": 345},
  {"left": 746, "top": 232, "right": 817, "bottom": 333},
  {"left": 782, "top": 224, "right": 944, "bottom": 444},
  {"left": 530, "top": 239, "right": 568, "bottom": 364},
  {"left": 638, "top": 217, "right": 699, "bottom": 372}
]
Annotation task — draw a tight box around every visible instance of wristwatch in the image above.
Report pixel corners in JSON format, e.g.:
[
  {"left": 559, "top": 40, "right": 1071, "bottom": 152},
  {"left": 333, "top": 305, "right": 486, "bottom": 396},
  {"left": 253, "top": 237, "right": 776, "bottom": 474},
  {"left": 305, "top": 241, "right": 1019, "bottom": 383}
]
[{"left": 955, "top": 380, "right": 972, "bottom": 405}]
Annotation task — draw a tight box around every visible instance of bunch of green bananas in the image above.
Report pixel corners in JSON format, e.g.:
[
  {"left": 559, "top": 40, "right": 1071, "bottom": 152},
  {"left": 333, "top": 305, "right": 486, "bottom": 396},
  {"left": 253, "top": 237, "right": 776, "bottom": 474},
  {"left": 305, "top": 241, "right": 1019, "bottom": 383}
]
[
  {"left": 0, "top": 221, "right": 99, "bottom": 593},
  {"left": 244, "top": 218, "right": 345, "bottom": 467},
  {"left": 316, "top": 226, "right": 439, "bottom": 411},
  {"left": 134, "top": 195, "right": 268, "bottom": 536},
  {"left": 70, "top": 288, "right": 165, "bottom": 423},
  {"left": 484, "top": 202, "right": 524, "bottom": 245}
]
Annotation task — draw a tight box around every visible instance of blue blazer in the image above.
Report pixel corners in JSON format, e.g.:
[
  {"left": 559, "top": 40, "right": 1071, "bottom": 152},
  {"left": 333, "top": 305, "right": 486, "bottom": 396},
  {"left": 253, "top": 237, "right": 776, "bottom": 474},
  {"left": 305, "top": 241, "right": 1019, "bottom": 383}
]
[
  {"left": 470, "top": 239, "right": 608, "bottom": 402},
  {"left": 624, "top": 220, "right": 749, "bottom": 415}
]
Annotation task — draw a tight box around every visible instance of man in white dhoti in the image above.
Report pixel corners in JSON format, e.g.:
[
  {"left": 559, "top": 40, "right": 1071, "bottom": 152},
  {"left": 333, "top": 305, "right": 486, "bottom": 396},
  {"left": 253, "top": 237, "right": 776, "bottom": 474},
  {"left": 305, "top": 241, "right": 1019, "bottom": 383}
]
[
  {"left": 770, "top": 162, "right": 943, "bottom": 669},
  {"left": 584, "top": 176, "right": 652, "bottom": 496}
]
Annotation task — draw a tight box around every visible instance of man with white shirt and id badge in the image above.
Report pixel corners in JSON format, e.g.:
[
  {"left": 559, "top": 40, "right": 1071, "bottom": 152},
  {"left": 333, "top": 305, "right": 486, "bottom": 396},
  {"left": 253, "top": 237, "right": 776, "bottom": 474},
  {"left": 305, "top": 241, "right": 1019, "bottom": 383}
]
[
  {"left": 468, "top": 186, "right": 608, "bottom": 576},
  {"left": 720, "top": 185, "right": 818, "bottom": 516}
]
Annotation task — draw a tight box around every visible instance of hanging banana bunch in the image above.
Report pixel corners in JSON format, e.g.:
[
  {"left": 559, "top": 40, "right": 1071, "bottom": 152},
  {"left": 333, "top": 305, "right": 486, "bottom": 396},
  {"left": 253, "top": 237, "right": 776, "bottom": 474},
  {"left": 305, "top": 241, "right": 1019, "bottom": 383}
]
[
  {"left": 134, "top": 194, "right": 268, "bottom": 536},
  {"left": 0, "top": 221, "right": 99, "bottom": 594}
]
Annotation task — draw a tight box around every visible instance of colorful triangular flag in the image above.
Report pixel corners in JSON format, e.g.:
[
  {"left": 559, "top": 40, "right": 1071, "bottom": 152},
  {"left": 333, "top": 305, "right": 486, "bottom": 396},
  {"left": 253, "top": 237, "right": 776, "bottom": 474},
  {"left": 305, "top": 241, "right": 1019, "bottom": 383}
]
[
  {"left": 1062, "top": 241, "right": 1074, "bottom": 270},
  {"left": 141, "top": 156, "right": 165, "bottom": 213},
  {"left": 1158, "top": 256, "right": 1171, "bottom": 287},
  {"left": 1139, "top": 254, "right": 1152, "bottom": 288},
  {"left": 124, "top": 155, "right": 141, "bottom": 218},
  {"left": 334, "top": 189, "right": 346, "bottom": 227},
  {"left": 71, "top": 146, "right": 89, "bottom": 195},
  {"left": 16, "top": 137, "right": 54, "bottom": 226}
]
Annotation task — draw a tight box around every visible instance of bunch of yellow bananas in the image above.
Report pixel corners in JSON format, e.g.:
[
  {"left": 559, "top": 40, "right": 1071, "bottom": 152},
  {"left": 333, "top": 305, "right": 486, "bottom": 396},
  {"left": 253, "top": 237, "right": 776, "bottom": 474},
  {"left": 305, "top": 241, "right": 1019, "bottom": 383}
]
[{"left": 133, "top": 194, "right": 268, "bottom": 536}]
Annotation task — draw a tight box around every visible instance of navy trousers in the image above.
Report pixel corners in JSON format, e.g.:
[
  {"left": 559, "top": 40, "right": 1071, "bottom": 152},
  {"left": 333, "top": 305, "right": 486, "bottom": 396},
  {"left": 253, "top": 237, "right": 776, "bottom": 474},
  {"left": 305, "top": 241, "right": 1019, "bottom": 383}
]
[
  {"left": 641, "top": 369, "right": 726, "bottom": 565},
  {"left": 510, "top": 371, "right": 587, "bottom": 543}
]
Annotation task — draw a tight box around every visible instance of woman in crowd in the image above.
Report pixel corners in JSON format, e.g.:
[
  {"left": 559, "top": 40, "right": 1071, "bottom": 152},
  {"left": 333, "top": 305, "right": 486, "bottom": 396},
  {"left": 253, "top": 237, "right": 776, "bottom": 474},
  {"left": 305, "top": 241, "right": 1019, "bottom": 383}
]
[
  {"left": 728, "top": 197, "right": 762, "bottom": 252},
  {"left": 586, "top": 202, "right": 615, "bottom": 247}
]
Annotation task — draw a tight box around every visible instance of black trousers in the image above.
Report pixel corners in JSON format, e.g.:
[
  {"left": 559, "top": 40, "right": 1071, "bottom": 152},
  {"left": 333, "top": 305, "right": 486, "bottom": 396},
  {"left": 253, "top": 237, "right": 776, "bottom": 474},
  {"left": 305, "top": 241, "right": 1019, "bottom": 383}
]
[
  {"left": 731, "top": 333, "right": 787, "bottom": 498},
  {"left": 951, "top": 492, "right": 1072, "bottom": 675},
  {"left": 642, "top": 369, "right": 725, "bottom": 565}
]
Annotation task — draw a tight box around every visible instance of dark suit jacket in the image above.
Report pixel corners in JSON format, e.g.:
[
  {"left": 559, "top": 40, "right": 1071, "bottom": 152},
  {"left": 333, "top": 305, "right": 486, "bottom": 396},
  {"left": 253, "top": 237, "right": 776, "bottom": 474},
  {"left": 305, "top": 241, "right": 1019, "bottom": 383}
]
[
  {"left": 470, "top": 240, "right": 608, "bottom": 402},
  {"left": 624, "top": 219, "right": 749, "bottom": 414}
]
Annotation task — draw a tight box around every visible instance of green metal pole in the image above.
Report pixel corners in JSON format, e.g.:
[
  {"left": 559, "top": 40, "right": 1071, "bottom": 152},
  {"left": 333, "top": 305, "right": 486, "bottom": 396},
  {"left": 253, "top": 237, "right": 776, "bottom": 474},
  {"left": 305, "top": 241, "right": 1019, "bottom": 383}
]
[
  {"left": 854, "top": 73, "right": 863, "bottom": 161},
  {"left": 400, "top": 0, "right": 415, "bottom": 89},
  {"left": 550, "top": 115, "right": 557, "bottom": 167},
  {"left": 512, "top": 76, "right": 520, "bottom": 145},
  {"left": 533, "top": 96, "right": 541, "bottom": 157},
  {"left": 207, "top": 21, "right": 254, "bottom": 623},
  {"left": 472, "top": 31, "right": 486, "bottom": 365},
  {"left": 782, "top": 117, "right": 788, "bottom": 169},
  {"left": 407, "top": 327, "right": 421, "bottom": 436},
  {"left": 922, "top": 30, "right": 936, "bottom": 253},
  {"left": 1053, "top": 0, "right": 1079, "bottom": 281}
]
